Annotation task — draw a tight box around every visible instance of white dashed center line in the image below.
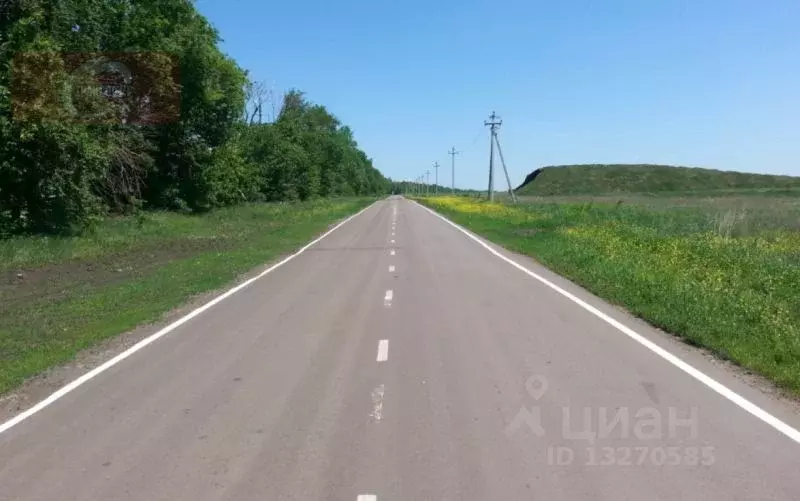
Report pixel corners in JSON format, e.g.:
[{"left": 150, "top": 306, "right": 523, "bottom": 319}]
[
  {"left": 376, "top": 340, "right": 389, "bottom": 362},
  {"left": 357, "top": 207, "right": 398, "bottom": 499},
  {"left": 370, "top": 385, "right": 385, "bottom": 421}
]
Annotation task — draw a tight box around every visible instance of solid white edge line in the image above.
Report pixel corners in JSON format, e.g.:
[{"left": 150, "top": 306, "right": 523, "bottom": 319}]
[
  {"left": 411, "top": 199, "right": 800, "bottom": 445},
  {"left": 377, "top": 340, "right": 389, "bottom": 362},
  {"left": 0, "top": 201, "right": 379, "bottom": 436}
]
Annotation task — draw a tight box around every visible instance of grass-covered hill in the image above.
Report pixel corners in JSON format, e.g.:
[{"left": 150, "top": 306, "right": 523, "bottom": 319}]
[{"left": 516, "top": 164, "right": 800, "bottom": 196}]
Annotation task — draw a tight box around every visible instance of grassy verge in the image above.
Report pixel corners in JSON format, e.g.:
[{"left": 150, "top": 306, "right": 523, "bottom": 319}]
[
  {"left": 0, "top": 198, "right": 373, "bottom": 394},
  {"left": 418, "top": 195, "right": 800, "bottom": 394}
]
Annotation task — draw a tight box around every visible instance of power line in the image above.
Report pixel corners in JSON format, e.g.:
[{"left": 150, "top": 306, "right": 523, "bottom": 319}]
[
  {"left": 462, "top": 127, "right": 485, "bottom": 153},
  {"left": 409, "top": 126, "right": 478, "bottom": 195}
]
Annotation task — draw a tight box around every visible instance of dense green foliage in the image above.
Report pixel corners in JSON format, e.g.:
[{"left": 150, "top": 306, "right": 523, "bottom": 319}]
[
  {"left": 0, "top": 0, "right": 387, "bottom": 236},
  {"left": 421, "top": 196, "right": 800, "bottom": 393},
  {"left": 516, "top": 164, "right": 800, "bottom": 196}
]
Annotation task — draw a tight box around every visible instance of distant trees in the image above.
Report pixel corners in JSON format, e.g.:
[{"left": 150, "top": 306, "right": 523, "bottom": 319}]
[
  {"left": 0, "top": 0, "right": 387, "bottom": 235},
  {"left": 388, "top": 180, "right": 478, "bottom": 196}
]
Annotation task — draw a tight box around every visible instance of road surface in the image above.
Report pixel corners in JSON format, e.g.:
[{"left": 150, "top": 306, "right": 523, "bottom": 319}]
[{"left": 1, "top": 196, "right": 799, "bottom": 500}]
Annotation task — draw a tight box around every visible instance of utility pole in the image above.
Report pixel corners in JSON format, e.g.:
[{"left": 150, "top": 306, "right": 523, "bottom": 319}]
[
  {"left": 484, "top": 111, "right": 516, "bottom": 203},
  {"left": 484, "top": 111, "right": 502, "bottom": 201},
  {"left": 448, "top": 147, "right": 459, "bottom": 194},
  {"left": 493, "top": 134, "right": 518, "bottom": 203},
  {"left": 433, "top": 162, "right": 440, "bottom": 195},
  {"left": 425, "top": 170, "right": 431, "bottom": 195}
]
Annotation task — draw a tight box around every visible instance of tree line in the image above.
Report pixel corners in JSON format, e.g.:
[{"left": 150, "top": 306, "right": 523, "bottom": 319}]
[
  {"left": 0, "top": 0, "right": 388, "bottom": 236},
  {"left": 389, "top": 181, "right": 478, "bottom": 196}
]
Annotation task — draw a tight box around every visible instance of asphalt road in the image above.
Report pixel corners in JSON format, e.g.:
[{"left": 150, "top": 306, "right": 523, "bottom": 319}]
[{"left": 1, "top": 196, "right": 799, "bottom": 500}]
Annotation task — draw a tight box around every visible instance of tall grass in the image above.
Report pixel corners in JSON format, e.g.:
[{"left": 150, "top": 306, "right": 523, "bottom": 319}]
[
  {"left": 0, "top": 200, "right": 362, "bottom": 272},
  {"left": 0, "top": 199, "right": 373, "bottom": 394}
]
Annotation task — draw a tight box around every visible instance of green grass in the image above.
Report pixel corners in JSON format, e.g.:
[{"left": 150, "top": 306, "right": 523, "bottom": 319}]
[
  {"left": 516, "top": 164, "right": 800, "bottom": 196},
  {"left": 0, "top": 199, "right": 373, "bottom": 395},
  {"left": 419, "top": 195, "right": 800, "bottom": 394}
]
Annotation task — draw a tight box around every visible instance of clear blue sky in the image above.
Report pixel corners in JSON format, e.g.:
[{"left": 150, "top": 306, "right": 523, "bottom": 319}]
[{"left": 196, "top": 0, "right": 800, "bottom": 189}]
